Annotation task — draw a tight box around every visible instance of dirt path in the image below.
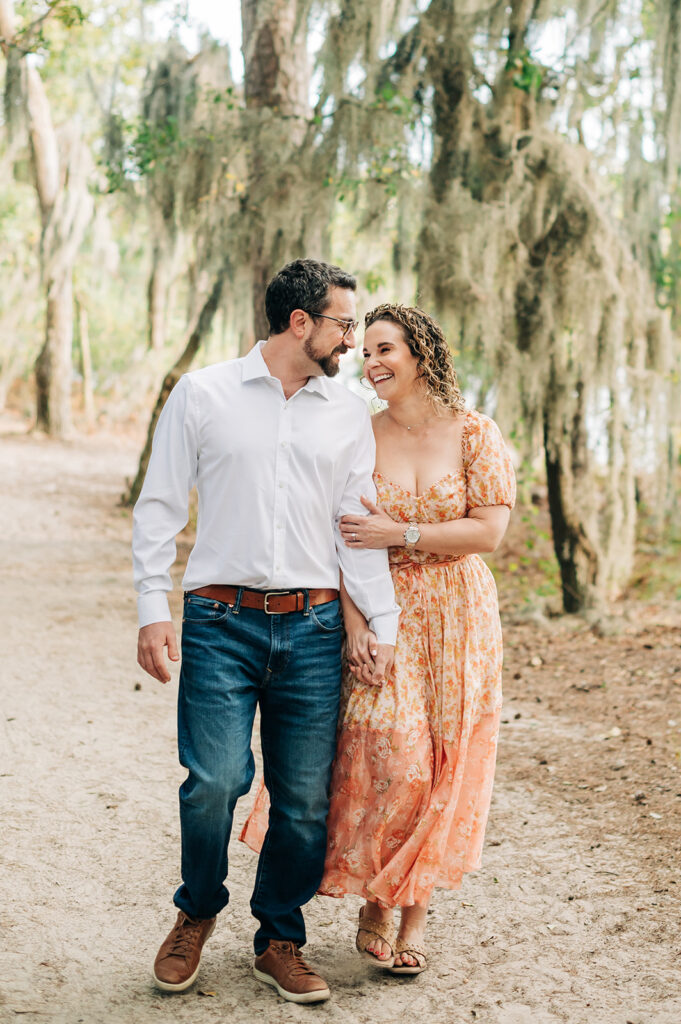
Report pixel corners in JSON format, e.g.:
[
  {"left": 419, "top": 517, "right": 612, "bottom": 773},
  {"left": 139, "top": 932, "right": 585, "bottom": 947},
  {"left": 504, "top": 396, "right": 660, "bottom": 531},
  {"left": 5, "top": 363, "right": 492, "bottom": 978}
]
[{"left": 1, "top": 424, "right": 679, "bottom": 1024}]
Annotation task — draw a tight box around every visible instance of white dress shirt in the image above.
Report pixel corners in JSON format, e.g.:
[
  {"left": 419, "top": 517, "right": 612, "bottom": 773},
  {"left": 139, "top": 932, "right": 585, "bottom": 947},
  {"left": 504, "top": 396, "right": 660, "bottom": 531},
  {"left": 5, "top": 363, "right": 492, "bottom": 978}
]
[{"left": 132, "top": 342, "right": 400, "bottom": 644}]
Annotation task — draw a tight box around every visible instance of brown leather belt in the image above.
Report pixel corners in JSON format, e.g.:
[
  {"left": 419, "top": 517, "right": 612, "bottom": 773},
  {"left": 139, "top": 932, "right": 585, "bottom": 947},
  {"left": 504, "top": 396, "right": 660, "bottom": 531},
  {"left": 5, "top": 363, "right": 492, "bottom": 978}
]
[{"left": 188, "top": 585, "right": 339, "bottom": 615}]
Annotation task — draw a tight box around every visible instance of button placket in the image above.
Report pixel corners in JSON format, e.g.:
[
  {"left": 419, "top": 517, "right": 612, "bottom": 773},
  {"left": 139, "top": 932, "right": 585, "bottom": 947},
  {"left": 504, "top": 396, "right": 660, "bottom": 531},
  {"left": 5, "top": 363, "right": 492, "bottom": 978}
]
[{"left": 272, "top": 401, "right": 292, "bottom": 580}]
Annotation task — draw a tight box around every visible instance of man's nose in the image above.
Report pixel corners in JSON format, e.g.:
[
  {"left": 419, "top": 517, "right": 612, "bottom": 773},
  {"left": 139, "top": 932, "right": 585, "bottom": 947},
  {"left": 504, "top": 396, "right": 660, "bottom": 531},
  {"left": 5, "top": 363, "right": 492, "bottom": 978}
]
[{"left": 344, "top": 328, "right": 357, "bottom": 349}]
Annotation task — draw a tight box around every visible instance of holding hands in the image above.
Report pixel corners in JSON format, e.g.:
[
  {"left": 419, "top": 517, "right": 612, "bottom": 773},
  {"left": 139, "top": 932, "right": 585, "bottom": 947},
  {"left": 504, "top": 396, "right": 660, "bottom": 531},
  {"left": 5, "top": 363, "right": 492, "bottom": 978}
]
[{"left": 340, "top": 495, "right": 402, "bottom": 549}]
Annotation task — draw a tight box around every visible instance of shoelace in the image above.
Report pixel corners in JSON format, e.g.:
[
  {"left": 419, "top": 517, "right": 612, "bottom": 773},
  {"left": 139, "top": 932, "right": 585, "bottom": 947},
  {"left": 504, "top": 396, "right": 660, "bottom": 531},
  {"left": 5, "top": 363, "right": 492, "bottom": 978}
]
[
  {"left": 167, "top": 918, "right": 201, "bottom": 959},
  {"left": 272, "top": 942, "right": 318, "bottom": 977}
]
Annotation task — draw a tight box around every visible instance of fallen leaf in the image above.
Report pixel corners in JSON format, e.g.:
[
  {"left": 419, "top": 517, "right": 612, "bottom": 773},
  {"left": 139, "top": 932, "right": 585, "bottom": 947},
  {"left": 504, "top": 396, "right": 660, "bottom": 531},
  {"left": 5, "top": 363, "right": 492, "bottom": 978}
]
[{"left": 198, "top": 990, "right": 216, "bottom": 997}]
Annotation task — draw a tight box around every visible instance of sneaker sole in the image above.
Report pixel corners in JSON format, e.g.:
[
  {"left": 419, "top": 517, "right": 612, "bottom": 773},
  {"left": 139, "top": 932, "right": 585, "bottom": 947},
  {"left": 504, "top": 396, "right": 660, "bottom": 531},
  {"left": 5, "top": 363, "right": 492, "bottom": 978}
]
[{"left": 253, "top": 966, "right": 331, "bottom": 1004}]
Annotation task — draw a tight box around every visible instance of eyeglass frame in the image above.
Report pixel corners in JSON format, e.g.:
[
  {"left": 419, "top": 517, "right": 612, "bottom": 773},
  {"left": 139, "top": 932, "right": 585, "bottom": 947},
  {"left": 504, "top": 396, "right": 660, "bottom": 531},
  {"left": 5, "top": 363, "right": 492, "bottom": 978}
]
[{"left": 301, "top": 310, "right": 359, "bottom": 339}]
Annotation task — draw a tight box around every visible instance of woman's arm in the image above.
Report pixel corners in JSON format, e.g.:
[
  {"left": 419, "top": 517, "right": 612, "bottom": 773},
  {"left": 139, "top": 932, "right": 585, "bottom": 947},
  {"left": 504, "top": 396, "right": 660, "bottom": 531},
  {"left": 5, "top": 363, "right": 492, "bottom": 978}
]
[
  {"left": 340, "top": 497, "right": 510, "bottom": 555},
  {"left": 413, "top": 505, "right": 510, "bottom": 554}
]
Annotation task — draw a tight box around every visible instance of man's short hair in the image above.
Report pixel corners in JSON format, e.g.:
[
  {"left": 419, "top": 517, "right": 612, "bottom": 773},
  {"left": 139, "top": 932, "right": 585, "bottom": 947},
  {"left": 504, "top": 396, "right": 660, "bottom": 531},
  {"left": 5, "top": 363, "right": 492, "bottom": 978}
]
[{"left": 265, "top": 259, "right": 356, "bottom": 335}]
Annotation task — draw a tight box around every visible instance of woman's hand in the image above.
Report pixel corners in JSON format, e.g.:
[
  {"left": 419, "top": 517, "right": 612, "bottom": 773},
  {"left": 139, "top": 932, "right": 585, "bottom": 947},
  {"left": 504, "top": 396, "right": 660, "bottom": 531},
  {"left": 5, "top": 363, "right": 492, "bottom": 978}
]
[{"left": 340, "top": 495, "right": 402, "bottom": 549}]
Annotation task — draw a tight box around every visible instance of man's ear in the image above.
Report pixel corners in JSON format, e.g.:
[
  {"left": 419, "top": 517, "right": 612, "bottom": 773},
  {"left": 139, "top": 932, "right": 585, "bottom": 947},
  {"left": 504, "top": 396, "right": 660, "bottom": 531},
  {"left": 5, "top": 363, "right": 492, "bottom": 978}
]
[{"left": 289, "top": 308, "right": 307, "bottom": 338}]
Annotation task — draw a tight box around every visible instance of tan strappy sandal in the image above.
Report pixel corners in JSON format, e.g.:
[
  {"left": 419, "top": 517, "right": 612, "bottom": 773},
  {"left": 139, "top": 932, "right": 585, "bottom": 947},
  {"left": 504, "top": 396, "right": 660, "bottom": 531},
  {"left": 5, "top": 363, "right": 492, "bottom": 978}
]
[
  {"left": 355, "top": 905, "right": 396, "bottom": 969},
  {"left": 389, "top": 937, "right": 427, "bottom": 975}
]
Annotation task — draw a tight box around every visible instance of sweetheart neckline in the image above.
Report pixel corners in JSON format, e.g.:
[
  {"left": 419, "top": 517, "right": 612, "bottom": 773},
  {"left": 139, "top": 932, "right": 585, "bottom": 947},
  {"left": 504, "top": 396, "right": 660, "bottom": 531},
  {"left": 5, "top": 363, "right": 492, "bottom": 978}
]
[{"left": 373, "top": 468, "right": 466, "bottom": 499}]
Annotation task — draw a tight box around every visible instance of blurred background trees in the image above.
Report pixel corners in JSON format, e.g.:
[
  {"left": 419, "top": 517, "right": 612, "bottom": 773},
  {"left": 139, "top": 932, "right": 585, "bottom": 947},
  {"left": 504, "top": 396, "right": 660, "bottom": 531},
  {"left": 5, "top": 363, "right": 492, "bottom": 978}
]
[{"left": 1, "top": 0, "right": 680, "bottom": 612}]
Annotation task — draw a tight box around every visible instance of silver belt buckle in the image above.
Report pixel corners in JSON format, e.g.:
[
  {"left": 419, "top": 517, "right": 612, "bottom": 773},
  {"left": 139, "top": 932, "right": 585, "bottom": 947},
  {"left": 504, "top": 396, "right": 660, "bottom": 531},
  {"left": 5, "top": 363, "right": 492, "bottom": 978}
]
[{"left": 263, "top": 590, "right": 290, "bottom": 614}]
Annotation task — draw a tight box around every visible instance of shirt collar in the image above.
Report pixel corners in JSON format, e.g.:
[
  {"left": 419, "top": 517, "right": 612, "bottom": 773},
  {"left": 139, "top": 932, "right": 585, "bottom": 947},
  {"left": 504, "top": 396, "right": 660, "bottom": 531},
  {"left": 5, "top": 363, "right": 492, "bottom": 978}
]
[{"left": 241, "top": 341, "right": 330, "bottom": 400}]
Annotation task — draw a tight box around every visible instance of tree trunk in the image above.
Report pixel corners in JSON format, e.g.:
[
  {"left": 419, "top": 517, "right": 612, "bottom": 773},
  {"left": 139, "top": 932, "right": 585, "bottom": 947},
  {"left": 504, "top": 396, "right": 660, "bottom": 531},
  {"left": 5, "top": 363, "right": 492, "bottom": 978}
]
[
  {"left": 543, "top": 378, "right": 600, "bottom": 612},
  {"left": 125, "top": 262, "right": 229, "bottom": 506},
  {"left": 241, "top": 0, "right": 310, "bottom": 344},
  {"left": 9, "top": 40, "right": 93, "bottom": 436},
  {"left": 35, "top": 272, "right": 74, "bottom": 436},
  {"left": 76, "top": 296, "right": 95, "bottom": 430},
  {"left": 147, "top": 244, "right": 169, "bottom": 351}
]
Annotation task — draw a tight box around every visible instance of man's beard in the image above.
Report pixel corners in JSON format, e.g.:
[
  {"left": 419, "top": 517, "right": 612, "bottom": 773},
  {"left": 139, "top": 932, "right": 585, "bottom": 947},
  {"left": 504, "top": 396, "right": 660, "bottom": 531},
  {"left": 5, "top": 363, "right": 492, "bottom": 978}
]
[{"left": 304, "top": 331, "right": 347, "bottom": 377}]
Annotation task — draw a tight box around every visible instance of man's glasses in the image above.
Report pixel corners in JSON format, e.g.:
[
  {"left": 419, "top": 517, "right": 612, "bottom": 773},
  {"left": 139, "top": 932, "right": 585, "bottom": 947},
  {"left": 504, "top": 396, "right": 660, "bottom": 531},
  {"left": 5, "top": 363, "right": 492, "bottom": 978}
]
[{"left": 303, "top": 311, "right": 359, "bottom": 340}]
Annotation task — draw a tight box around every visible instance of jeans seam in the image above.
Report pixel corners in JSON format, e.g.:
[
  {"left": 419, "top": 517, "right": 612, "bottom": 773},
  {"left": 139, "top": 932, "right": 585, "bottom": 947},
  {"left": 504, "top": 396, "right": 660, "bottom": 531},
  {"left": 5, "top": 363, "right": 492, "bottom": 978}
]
[{"left": 251, "top": 739, "right": 276, "bottom": 912}]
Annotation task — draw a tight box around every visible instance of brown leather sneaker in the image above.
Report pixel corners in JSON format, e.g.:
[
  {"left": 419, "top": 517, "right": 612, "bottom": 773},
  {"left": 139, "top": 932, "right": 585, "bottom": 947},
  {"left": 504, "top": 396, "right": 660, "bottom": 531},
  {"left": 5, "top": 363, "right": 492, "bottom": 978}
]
[
  {"left": 152, "top": 911, "right": 216, "bottom": 992},
  {"left": 253, "top": 940, "right": 330, "bottom": 1004}
]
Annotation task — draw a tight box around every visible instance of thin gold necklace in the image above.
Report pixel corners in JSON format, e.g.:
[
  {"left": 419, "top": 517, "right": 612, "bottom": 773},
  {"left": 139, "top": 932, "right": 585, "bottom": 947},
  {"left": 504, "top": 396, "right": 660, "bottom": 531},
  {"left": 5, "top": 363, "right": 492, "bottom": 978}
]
[{"left": 386, "top": 408, "right": 435, "bottom": 431}]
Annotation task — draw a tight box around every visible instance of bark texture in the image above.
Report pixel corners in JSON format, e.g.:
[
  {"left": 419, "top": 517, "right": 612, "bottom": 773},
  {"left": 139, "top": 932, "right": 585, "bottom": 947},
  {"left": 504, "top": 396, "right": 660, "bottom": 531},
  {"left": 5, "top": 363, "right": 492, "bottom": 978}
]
[{"left": 241, "top": 0, "right": 312, "bottom": 348}]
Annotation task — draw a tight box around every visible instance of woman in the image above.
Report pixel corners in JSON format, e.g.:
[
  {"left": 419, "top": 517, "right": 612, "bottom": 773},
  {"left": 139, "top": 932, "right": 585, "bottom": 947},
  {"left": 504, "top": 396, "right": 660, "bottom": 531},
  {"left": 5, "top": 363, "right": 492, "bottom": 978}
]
[
  {"left": 242, "top": 303, "right": 515, "bottom": 974},
  {"left": 317, "top": 303, "right": 515, "bottom": 973}
]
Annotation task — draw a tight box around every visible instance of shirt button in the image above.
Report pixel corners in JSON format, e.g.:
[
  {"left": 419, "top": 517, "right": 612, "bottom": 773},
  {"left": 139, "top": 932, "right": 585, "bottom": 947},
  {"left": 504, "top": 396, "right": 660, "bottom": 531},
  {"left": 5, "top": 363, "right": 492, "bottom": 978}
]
[
  {"left": 278, "top": 482, "right": 284, "bottom": 489},
  {"left": 280, "top": 441, "right": 287, "bottom": 448}
]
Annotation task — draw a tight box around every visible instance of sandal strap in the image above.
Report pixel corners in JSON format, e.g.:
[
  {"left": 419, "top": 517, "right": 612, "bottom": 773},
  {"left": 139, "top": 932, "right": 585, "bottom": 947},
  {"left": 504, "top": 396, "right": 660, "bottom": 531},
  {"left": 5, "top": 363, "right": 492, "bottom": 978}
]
[
  {"left": 394, "top": 938, "right": 427, "bottom": 965},
  {"left": 356, "top": 908, "right": 396, "bottom": 950}
]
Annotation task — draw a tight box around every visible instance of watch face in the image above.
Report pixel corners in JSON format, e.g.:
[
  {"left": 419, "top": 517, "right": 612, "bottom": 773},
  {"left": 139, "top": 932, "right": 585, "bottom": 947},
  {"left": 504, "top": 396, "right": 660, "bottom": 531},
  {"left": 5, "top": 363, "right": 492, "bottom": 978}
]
[{"left": 405, "top": 524, "right": 420, "bottom": 544}]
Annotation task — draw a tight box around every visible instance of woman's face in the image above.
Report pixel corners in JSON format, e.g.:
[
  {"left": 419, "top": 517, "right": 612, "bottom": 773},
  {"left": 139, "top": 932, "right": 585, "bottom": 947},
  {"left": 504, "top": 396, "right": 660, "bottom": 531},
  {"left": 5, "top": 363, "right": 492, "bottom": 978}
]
[{"left": 362, "top": 320, "right": 421, "bottom": 402}]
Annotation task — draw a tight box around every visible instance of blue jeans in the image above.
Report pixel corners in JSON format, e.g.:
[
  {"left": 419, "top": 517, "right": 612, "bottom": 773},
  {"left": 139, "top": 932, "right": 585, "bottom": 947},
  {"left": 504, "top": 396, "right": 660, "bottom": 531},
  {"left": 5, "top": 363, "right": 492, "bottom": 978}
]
[{"left": 173, "top": 589, "right": 342, "bottom": 954}]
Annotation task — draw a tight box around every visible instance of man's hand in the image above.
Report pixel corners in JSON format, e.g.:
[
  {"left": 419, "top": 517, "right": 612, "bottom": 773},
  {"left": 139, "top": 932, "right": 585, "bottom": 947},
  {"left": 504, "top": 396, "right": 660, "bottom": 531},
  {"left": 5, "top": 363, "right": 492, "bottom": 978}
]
[
  {"left": 370, "top": 643, "right": 394, "bottom": 687},
  {"left": 137, "top": 621, "right": 179, "bottom": 683},
  {"left": 346, "top": 624, "right": 378, "bottom": 686}
]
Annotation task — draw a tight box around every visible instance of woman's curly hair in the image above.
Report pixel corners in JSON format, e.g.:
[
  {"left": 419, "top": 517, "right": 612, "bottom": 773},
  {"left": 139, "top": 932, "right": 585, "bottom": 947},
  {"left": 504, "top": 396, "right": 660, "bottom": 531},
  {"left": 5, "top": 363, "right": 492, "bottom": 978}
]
[{"left": 364, "top": 303, "right": 466, "bottom": 412}]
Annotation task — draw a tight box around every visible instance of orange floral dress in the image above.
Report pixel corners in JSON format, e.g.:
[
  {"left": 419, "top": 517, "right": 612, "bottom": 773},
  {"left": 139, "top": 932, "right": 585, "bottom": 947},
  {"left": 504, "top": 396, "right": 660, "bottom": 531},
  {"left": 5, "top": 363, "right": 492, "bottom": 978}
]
[{"left": 241, "top": 410, "right": 515, "bottom": 908}]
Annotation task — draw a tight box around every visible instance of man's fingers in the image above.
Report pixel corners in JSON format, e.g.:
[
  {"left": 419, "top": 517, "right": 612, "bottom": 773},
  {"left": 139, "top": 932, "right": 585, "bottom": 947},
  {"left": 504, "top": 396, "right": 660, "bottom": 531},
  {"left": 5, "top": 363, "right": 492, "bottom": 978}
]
[
  {"left": 138, "top": 623, "right": 179, "bottom": 683},
  {"left": 167, "top": 631, "right": 179, "bottom": 662},
  {"left": 155, "top": 641, "right": 173, "bottom": 682},
  {"left": 139, "top": 651, "right": 164, "bottom": 683},
  {"left": 360, "top": 662, "right": 376, "bottom": 685},
  {"left": 148, "top": 645, "right": 169, "bottom": 682}
]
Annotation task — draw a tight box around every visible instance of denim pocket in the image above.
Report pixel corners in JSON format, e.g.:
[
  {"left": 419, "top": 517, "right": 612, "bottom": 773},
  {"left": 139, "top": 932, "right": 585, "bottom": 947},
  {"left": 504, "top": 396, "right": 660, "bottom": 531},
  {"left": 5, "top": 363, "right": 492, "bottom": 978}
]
[
  {"left": 183, "top": 594, "right": 230, "bottom": 623},
  {"left": 308, "top": 599, "right": 342, "bottom": 633}
]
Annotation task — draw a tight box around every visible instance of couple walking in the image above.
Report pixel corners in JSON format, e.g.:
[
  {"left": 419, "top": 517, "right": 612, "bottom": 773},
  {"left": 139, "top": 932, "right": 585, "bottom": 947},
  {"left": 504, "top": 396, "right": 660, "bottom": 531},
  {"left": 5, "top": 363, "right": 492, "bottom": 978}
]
[{"left": 133, "top": 258, "right": 515, "bottom": 1004}]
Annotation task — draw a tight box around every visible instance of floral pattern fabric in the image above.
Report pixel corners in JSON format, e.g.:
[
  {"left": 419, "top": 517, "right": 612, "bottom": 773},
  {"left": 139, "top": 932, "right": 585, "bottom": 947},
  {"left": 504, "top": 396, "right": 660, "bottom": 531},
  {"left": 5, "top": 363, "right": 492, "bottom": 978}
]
[{"left": 240, "top": 409, "right": 516, "bottom": 908}]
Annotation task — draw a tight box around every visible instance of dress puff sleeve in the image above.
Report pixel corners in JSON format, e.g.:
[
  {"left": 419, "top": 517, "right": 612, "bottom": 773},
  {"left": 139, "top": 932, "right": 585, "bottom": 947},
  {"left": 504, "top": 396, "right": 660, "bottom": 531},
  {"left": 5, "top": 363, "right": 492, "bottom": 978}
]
[{"left": 463, "top": 411, "right": 516, "bottom": 511}]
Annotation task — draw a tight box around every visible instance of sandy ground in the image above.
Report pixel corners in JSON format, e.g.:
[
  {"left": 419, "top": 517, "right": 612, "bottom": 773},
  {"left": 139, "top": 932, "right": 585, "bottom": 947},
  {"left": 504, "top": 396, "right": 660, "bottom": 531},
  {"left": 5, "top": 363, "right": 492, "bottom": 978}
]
[{"left": 1, "top": 422, "right": 680, "bottom": 1024}]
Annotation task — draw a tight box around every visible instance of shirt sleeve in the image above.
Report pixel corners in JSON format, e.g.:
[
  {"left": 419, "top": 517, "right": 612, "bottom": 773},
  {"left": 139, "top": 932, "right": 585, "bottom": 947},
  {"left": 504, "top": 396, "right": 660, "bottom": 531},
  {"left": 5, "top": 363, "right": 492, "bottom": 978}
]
[
  {"left": 333, "top": 405, "right": 401, "bottom": 645},
  {"left": 132, "top": 375, "right": 199, "bottom": 627},
  {"left": 464, "top": 413, "right": 516, "bottom": 511}
]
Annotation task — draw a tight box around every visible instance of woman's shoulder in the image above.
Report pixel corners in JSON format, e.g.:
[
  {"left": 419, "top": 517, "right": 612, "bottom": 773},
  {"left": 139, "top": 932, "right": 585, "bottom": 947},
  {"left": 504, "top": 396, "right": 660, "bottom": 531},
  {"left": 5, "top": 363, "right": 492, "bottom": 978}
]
[
  {"left": 462, "top": 408, "right": 507, "bottom": 457},
  {"left": 462, "top": 407, "right": 502, "bottom": 432}
]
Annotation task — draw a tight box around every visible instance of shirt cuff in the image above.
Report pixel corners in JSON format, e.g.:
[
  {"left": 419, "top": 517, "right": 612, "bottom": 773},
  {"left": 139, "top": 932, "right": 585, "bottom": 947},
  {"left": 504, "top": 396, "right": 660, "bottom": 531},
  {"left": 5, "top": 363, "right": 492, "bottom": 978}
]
[
  {"left": 368, "top": 609, "right": 399, "bottom": 646},
  {"left": 137, "top": 591, "right": 173, "bottom": 628}
]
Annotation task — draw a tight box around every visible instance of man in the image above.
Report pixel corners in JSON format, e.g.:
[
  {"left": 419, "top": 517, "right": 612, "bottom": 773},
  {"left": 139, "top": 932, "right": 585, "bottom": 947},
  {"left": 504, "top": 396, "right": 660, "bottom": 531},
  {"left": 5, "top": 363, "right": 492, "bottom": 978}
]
[{"left": 133, "top": 259, "right": 399, "bottom": 1004}]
